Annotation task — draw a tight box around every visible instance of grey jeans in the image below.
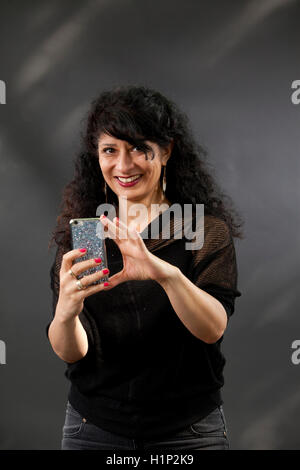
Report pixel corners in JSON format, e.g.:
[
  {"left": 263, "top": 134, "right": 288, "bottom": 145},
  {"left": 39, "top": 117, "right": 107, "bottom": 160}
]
[{"left": 61, "top": 401, "right": 229, "bottom": 450}]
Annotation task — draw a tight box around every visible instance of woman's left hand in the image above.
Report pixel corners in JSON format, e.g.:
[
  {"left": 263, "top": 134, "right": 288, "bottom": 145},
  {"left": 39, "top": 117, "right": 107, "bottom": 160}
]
[{"left": 99, "top": 215, "right": 175, "bottom": 288}]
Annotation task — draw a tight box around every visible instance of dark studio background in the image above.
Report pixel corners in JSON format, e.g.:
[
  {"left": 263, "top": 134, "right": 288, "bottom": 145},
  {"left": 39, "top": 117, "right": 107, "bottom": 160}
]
[{"left": 0, "top": 0, "right": 299, "bottom": 450}]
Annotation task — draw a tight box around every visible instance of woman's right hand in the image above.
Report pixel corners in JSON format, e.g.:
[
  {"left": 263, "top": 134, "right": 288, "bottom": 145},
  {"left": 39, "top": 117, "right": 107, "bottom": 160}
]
[{"left": 55, "top": 248, "right": 110, "bottom": 322}]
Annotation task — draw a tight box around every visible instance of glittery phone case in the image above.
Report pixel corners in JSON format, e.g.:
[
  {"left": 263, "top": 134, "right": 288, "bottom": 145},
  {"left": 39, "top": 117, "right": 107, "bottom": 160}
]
[{"left": 70, "top": 218, "right": 109, "bottom": 285}]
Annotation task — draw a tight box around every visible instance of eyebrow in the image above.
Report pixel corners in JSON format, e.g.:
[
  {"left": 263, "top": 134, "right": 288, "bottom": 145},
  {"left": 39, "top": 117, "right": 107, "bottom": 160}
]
[{"left": 99, "top": 143, "right": 118, "bottom": 147}]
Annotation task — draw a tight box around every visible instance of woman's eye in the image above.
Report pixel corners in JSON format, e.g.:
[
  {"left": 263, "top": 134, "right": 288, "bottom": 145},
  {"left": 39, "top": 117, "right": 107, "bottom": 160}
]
[
  {"left": 103, "top": 148, "right": 115, "bottom": 154},
  {"left": 101, "top": 146, "right": 145, "bottom": 155}
]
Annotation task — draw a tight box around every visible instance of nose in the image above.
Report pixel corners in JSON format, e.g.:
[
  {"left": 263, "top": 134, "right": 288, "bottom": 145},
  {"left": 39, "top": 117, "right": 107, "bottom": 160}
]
[{"left": 115, "top": 148, "right": 136, "bottom": 174}]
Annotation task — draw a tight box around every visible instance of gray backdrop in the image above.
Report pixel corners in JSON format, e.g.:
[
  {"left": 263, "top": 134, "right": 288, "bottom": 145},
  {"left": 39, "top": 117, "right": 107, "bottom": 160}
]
[{"left": 0, "top": 0, "right": 299, "bottom": 450}]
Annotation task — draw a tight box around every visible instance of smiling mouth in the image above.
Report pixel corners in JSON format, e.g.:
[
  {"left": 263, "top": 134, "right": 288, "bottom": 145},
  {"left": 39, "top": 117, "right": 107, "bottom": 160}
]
[
  {"left": 115, "top": 175, "right": 142, "bottom": 183},
  {"left": 114, "top": 175, "right": 142, "bottom": 188}
]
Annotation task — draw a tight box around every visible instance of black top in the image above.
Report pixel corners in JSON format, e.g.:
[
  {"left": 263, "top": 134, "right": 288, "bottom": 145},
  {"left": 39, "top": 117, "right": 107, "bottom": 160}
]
[{"left": 47, "top": 208, "right": 241, "bottom": 439}]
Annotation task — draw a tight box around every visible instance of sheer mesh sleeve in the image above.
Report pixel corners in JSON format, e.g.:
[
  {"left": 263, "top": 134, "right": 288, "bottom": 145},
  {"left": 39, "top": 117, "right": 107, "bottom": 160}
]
[
  {"left": 46, "top": 245, "right": 96, "bottom": 349},
  {"left": 189, "top": 215, "right": 242, "bottom": 320}
]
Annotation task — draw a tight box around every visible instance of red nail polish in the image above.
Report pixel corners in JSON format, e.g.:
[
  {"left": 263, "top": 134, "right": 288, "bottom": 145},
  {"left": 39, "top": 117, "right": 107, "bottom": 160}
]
[
  {"left": 94, "top": 258, "right": 102, "bottom": 263},
  {"left": 79, "top": 248, "right": 87, "bottom": 253},
  {"left": 104, "top": 282, "right": 109, "bottom": 287},
  {"left": 103, "top": 268, "right": 109, "bottom": 274}
]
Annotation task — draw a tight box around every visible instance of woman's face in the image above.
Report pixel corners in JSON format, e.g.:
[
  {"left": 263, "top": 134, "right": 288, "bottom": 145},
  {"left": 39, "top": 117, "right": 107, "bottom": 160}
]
[{"left": 98, "top": 133, "right": 172, "bottom": 205}]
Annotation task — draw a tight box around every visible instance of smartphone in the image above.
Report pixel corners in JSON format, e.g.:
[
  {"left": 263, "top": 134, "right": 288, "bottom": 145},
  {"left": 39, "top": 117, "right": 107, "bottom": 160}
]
[{"left": 69, "top": 218, "right": 109, "bottom": 285}]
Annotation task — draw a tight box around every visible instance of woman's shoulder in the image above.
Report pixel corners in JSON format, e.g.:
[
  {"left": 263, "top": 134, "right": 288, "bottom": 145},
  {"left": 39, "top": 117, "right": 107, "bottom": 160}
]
[
  {"left": 204, "top": 214, "right": 231, "bottom": 240},
  {"left": 189, "top": 213, "right": 232, "bottom": 256}
]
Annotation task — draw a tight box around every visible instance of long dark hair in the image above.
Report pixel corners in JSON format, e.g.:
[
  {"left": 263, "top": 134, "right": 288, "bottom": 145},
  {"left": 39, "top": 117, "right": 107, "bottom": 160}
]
[{"left": 48, "top": 85, "right": 244, "bottom": 253}]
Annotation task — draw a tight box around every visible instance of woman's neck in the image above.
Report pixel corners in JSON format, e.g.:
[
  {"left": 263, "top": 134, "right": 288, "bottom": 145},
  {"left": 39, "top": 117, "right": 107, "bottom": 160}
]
[{"left": 117, "top": 193, "right": 170, "bottom": 233}]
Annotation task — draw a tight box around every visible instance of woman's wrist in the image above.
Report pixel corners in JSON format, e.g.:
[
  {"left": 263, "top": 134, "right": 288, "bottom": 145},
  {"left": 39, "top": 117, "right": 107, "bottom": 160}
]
[
  {"left": 155, "top": 261, "right": 180, "bottom": 290},
  {"left": 54, "top": 302, "right": 79, "bottom": 325}
]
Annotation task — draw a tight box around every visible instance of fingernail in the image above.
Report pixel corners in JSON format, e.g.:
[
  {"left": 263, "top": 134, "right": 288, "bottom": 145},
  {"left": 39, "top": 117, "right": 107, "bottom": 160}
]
[
  {"left": 79, "top": 248, "right": 87, "bottom": 253},
  {"left": 94, "top": 258, "right": 102, "bottom": 263},
  {"left": 104, "top": 282, "right": 109, "bottom": 287},
  {"left": 103, "top": 268, "right": 109, "bottom": 274}
]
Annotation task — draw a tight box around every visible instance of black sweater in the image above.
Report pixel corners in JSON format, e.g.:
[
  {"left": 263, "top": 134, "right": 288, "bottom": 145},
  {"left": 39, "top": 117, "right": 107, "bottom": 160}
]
[{"left": 47, "top": 210, "right": 241, "bottom": 439}]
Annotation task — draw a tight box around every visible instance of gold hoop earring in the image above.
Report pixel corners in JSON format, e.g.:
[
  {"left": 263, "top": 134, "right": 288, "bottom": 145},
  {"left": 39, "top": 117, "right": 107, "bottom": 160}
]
[{"left": 162, "top": 166, "right": 167, "bottom": 194}]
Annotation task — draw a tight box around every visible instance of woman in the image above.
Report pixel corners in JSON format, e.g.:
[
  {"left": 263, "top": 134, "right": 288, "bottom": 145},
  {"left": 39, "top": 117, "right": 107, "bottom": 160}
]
[{"left": 47, "top": 85, "right": 243, "bottom": 451}]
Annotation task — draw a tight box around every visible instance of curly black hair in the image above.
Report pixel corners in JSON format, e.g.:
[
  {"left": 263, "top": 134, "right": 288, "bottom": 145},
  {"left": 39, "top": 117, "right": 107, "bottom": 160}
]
[{"left": 48, "top": 85, "right": 244, "bottom": 253}]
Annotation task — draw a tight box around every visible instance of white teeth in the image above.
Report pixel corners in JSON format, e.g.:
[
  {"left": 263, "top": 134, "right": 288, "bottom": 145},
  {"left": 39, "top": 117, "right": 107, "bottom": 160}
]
[{"left": 117, "top": 175, "right": 141, "bottom": 183}]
